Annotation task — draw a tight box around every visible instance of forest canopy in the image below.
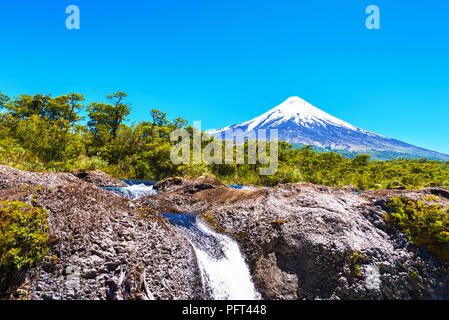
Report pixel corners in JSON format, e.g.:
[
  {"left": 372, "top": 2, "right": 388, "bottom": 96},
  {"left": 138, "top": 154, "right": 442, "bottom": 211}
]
[{"left": 0, "top": 90, "right": 448, "bottom": 190}]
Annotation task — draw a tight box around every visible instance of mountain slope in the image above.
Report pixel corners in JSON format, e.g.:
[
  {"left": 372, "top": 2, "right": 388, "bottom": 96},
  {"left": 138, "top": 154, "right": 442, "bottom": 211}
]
[{"left": 208, "top": 97, "right": 449, "bottom": 161}]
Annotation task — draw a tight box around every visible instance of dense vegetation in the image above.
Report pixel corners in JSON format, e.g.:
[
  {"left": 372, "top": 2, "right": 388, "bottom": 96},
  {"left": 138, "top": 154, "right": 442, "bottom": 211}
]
[
  {"left": 1, "top": 90, "right": 448, "bottom": 190},
  {"left": 0, "top": 200, "right": 49, "bottom": 292},
  {"left": 385, "top": 196, "right": 449, "bottom": 261},
  {"left": 290, "top": 143, "right": 446, "bottom": 162}
]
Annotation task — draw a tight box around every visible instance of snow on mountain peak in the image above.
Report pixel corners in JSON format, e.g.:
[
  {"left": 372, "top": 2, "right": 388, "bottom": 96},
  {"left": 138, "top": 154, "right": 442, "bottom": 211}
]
[{"left": 242, "top": 96, "right": 357, "bottom": 131}]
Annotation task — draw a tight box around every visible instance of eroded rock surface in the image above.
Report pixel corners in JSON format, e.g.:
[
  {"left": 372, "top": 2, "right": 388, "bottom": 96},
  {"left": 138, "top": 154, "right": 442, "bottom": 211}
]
[
  {"left": 138, "top": 178, "right": 449, "bottom": 300},
  {"left": 153, "top": 176, "right": 224, "bottom": 194},
  {"left": 72, "top": 170, "right": 127, "bottom": 187},
  {"left": 0, "top": 165, "right": 79, "bottom": 189},
  {"left": 0, "top": 166, "right": 203, "bottom": 300}
]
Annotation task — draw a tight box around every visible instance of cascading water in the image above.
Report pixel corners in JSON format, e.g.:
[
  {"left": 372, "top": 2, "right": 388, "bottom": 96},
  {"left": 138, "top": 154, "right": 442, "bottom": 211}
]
[
  {"left": 163, "top": 213, "right": 260, "bottom": 300},
  {"left": 103, "top": 180, "right": 158, "bottom": 200},
  {"left": 103, "top": 180, "right": 260, "bottom": 300}
]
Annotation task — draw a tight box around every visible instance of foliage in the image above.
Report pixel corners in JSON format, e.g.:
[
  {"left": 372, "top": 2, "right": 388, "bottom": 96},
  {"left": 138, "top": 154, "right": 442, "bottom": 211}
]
[
  {"left": 68, "top": 155, "right": 108, "bottom": 171},
  {"left": 291, "top": 143, "right": 448, "bottom": 162},
  {"left": 350, "top": 252, "right": 364, "bottom": 278},
  {"left": 0, "top": 201, "right": 50, "bottom": 273},
  {"left": 384, "top": 196, "right": 449, "bottom": 261},
  {"left": 87, "top": 91, "right": 130, "bottom": 142}
]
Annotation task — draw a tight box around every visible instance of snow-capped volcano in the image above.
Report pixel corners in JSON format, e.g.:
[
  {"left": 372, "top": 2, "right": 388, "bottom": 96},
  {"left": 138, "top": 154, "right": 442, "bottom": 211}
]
[
  {"left": 240, "top": 96, "right": 358, "bottom": 131},
  {"left": 208, "top": 97, "right": 449, "bottom": 161}
]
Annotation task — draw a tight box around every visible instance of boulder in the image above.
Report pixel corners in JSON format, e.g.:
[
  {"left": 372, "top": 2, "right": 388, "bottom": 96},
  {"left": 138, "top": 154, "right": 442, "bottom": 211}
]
[
  {"left": 72, "top": 170, "right": 127, "bottom": 188},
  {"left": 153, "top": 175, "right": 225, "bottom": 194},
  {"left": 0, "top": 165, "right": 79, "bottom": 189}
]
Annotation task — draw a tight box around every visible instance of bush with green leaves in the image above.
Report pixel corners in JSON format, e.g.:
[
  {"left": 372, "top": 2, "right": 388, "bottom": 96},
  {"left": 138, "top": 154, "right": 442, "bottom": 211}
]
[
  {"left": 68, "top": 155, "right": 109, "bottom": 171},
  {"left": 384, "top": 196, "right": 449, "bottom": 261},
  {"left": 0, "top": 200, "right": 50, "bottom": 273}
]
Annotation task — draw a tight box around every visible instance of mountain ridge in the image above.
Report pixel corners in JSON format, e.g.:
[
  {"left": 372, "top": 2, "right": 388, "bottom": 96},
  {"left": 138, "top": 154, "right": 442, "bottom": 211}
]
[{"left": 208, "top": 97, "right": 449, "bottom": 161}]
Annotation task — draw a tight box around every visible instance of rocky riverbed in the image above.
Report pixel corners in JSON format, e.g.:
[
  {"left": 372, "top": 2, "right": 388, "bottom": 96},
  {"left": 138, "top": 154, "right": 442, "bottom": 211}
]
[{"left": 1, "top": 165, "right": 449, "bottom": 300}]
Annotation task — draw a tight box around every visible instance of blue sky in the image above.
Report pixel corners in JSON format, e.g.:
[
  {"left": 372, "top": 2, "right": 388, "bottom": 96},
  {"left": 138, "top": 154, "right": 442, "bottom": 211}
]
[{"left": 0, "top": 0, "right": 448, "bottom": 153}]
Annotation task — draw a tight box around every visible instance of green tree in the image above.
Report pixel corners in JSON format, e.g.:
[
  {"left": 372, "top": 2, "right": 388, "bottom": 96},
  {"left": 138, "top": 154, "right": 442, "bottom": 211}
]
[
  {"left": 0, "top": 91, "right": 9, "bottom": 111},
  {"left": 87, "top": 91, "right": 131, "bottom": 141},
  {"left": 352, "top": 154, "right": 371, "bottom": 168},
  {"left": 5, "top": 94, "right": 51, "bottom": 119},
  {"left": 50, "top": 93, "right": 85, "bottom": 125}
]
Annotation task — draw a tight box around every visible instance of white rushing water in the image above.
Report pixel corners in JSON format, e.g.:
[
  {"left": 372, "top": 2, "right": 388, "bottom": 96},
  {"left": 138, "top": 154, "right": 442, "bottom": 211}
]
[
  {"left": 104, "top": 183, "right": 158, "bottom": 200},
  {"left": 192, "top": 220, "right": 260, "bottom": 300},
  {"left": 162, "top": 212, "right": 260, "bottom": 300}
]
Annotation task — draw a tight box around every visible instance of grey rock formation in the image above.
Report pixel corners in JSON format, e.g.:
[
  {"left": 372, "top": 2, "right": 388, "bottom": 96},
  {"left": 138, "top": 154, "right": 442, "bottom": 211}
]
[
  {"left": 0, "top": 166, "right": 203, "bottom": 300},
  {"left": 72, "top": 170, "right": 127, "bottom": 187},
  {"left": 153, "top": 176, "right": 224, "bottom": 194},
  {"left": 138, "top": 178, "right": 449, "bottom": 300},
  {"left": 0, "top": 165, "right": 80, "bottom": 189}
]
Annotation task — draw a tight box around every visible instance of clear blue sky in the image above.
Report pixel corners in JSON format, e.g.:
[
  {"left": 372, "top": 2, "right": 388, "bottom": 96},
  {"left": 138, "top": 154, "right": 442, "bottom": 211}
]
[{"left": 0, "top": 0, "right": 448, "bottom": 153}]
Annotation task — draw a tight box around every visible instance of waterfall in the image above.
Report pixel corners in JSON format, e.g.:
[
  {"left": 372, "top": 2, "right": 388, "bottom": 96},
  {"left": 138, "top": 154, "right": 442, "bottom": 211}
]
[
  {"left": 163, "top": 213, "right": 260, "bottom": 300},
  {"left": 103, "top": 181, "right": 158, "bottom": 200}
]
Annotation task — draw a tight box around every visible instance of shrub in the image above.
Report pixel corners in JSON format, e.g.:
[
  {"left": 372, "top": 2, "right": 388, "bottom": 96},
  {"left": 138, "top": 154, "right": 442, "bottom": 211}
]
[
  {"left": 386, "top": 180, "right": 405, "bottom": 190},
  {"left": 374, "top": 183, "right": 383, "bottom": 190},
  {"left": 179, "top": 164, "right": 211, "bottom": 179},
  {"left": 350, "top": 252, "right": 364, "bottom": 278},
  {"left": 0, "top": 201, "right": 50, "bottom": 273},
  {"left": 384, "top": 196, "right": 449, "bottom": 261},
  {"left": 68, "top": 155, "right": 108, "bottom": 171}
]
